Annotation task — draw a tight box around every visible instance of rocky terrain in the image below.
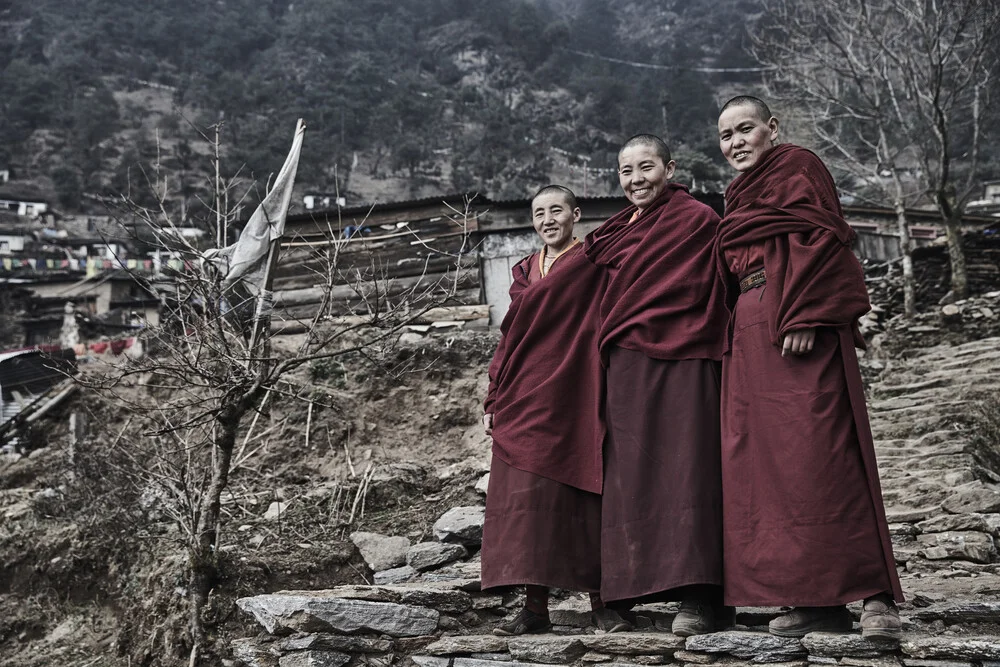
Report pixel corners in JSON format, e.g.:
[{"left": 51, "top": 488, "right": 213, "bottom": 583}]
[{"left": 2, "top": 292, "right": 1000, "bottom": 666}]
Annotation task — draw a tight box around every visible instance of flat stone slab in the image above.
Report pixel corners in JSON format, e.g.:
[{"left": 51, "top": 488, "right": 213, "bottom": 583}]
[
  {"left": 908, "top": 602, "right": 1000, "bottom": 624},
  {"left": 686, "top": 631, "right": 806, "bottom": 663},
  {"left": 424, "top": 635, "right": 509, "bottom": 655},
  {"left": 902, "top": 637, "right": 1000, "bottom": 661},
  {"left": 916, "top": 514, "right": 991, "bottom": 534},
  {"left": 508, "top": 636, "right": 588, "bottom": 663},
  {"left": 413, "top": 658, "right": 551, "bottom": 667},
  {"left": 278, "top": 651, "right": 350, "bottom": 667},
  {"left": 433, "top": 506, "right": 486, "bottom": 545},
  {"left": 237, "top": 591, "right": 439, "bottom": 637},
  {"left": 271, "top": 633, "right": 393, "bottom": 654},
  {"left": 580, "top": 633, "right": 686, "bottom": 655},
  {"left": 942, "top": 483, "right": 1000, "bottom": 514},
  {"left": 349, "top": 531, "right": 410, "bottom": 571},
  {"left": 408, "top": 541, "right": 469, "bottom": 571},
  {"left": 374, "top": 565, "right": 417, "bottom": 584},
  {"left": 305, "top": 584, "right": 471, "bottom": 613},
  {"left": 916, "top": 531, "right": 996, "bottom": 563},
  {"left": 801, "top": 633, "right": 900, "bottom": 658},
  {"left": 840, "top": 657, "right": 903, "bottom": 667}
]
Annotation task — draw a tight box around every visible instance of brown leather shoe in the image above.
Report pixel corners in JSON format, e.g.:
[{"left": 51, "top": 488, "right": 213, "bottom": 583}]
[
  {"left": 493, "top": 607, "right": 551, "bottom": 636},
  {"left": 861, "top": 594, "right": 901, "bottom": 641},
  {"left": 768, "top": 606, "right": 853, "bottom": 637},
  {"left": 671, "top": 599, "right": 736, "bottom": 637}
]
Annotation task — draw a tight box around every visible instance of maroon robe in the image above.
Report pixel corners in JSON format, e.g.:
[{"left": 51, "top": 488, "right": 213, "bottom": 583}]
[
  {"left": 718, "top": 143, "right": 904, "bottom": 606},
  {"left": 585, "top": 185, "right": 729, "bottom": 602},
  {"left": 484, "top": 243, "right": 606, "bottom": 493},
  {"left": 481, "top": 243, "right": 606, "bottom": 592}
]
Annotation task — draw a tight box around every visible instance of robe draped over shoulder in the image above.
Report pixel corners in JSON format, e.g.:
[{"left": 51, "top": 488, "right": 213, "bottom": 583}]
[
  {"left": 717, "top": 143, "right": 904, "bottom": 605},
  {"left": 484, "top": 244, "right": 607, "bottom": 494}
]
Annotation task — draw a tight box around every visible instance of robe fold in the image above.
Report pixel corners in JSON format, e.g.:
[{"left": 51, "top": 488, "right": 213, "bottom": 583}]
[
  {"left": 481, "top": 244, "right": 605, "bottom": 592},
  {"left": 585, "top": 185, "right": 728, "bottom": 603},
  {"left": 718, "top": 143, "right": 904, "bottom": 606},
  {"left": 484, "top": 244, "right": 607, "bottom": 494},
  {"left": 584, "top": 183, "right": 729, "bottom": 363}
]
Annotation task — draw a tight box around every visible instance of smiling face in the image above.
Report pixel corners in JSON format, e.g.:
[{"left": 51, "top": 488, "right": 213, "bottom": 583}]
[
  {"left": 617, "top": 144, "right": 676, "bottom": 212},
  {"left": 718, "top": 103, "right": 779, "bottom": 172},
  {"left": 531, "top": 191, "right": 580, "bottom": 253}
]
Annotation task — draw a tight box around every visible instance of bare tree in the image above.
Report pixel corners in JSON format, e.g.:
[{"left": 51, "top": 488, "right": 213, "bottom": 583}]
[
  {"left": 78, "top": 126, "right": 478, "bottom": 665},
  {"left": 753, "top": 0, "right": 1000, "bottom": 310}
]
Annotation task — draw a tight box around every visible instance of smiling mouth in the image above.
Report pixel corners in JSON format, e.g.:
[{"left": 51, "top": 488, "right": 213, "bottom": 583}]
[
  {"left": 631, "top": 187, "right": 652, "bottom": 198},
  {"left": 733, "top": 151, "right": 751, "bottom": 160}
]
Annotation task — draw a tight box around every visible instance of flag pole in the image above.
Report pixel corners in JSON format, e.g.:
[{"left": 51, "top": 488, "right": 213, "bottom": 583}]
[{"left": 247, "top": 118, "right": 306, "bottom": 370}]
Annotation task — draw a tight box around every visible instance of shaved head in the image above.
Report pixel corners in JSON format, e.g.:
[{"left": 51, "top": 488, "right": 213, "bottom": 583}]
[
  {"left": 618, "top": 134, "right": 672, "bottom": 165},
  {"left": 532, "top": 184, "right": 578, "bottom": 210},
  {"left": 720, "top": 95, "right": 773, "bottom": 122}
]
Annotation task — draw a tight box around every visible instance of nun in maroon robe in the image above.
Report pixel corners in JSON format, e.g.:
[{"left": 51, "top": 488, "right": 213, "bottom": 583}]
[
  {"left": 717, "top": 97, "right": 903, "bottom": 640},
  {"left": 481, "top": 186, "right": 613, "bottom": 635},
  {"left": 583, "top": 135, "right": 731, "bottom": 636}
]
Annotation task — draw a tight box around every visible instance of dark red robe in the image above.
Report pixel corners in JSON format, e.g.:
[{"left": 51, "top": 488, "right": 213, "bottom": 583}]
[
  {"left": 718, "top": 143, "right": 904, "bottom": 605},
  {"left": 481, "top": 244, "right": 606, "bottom": 592},
  {"left": 585, "top": 185, "right": 729, "bottom": 602},
  {"left": 484, "top": 243, "right": 607, "bottom": 493}
]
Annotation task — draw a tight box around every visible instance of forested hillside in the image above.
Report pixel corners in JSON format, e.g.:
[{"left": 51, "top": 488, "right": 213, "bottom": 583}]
[{"left": 0, "top": 0, "right": 763, "bottom": 220}]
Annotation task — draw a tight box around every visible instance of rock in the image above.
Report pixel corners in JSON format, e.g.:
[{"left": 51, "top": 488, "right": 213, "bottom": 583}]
[
  {"left": 508, "top": 636, "right": 588, "bottom": 663},
  {"left": 472, "top": 594, "right": 506, "bottom": 610},
  {"left": 317, "top": 584, "right": 471, "bottom": 613},
  {"left": 388, "top": 585, "right": 472, "bottom": 614},
  {"left": 801, "top": 633, "right": 899, "bottom": 658},
  {"left": 889, "top": 523, "right": 920, "bottom": 537},
  {"left": 916, "top": 514, "right": 991, "bottom": 534},
  {"left": 475, "top": 473, "right": 491, "bottom": 495},
  {"left": 408, "top": 542, "right": 468, "bottom": 571},
  {"left": 673, "top": 650, "right": 716, "bottom": 664},
  {"left": 349, "top": 531, "right": 411, "bottom": 571},
  {"left": 398, "top": 332, "right": 425, "bottom": 345},
  {"left": 374, "top": 565, "right": 417, "bottom": 584},
  {"left": 841, "top": 658, "right": 902, "bottom": 667},
  {"left": 909, "top": 602, "right": 1000, "bottom": 624},
  {"left": 264, "top": 501, "right": 290, "bottom": 521},
  {"left": 413, "top": 658, "right": 450, "bottom": 667},
  {"left": 271, "top": 634, "right": 392, "bottom": 654},
  {"left": 982, "top": 514, "right": 1000, "bottom": 536},
  {"left": 453, "top": 659, "right": 554, "bottom": 667},
  {"left": 902, "top": 637, "right": 1000, "bottom": 660},
  {"left": 942, "top": 483, "right": 1000, "bottom": 514},
  {"left": 278, "top": 651, "right": 350, "bottom": 667},
  {"left": 583, "top": 652, "right": 615, "bottom": 662},
  {"left": 916, "top": 531, "right": 996, "bottom": 563},
  {"left": 236, "top": 591, "right": 439, "bottom": 637},
  {"left": 232, "top": 638, "right": 279, "bottom": 667},
  {"left": 425, "top": 635, "right": 509, "bottom": 655},
  {"left": 580, "top": 633, "right": 685, "bottom": 655},
  {"left": 549, "top": 608, "right": 592, "bottom": 628},
  {"left": 686, "top": 631, "right": 806, "bottom": 662},
  {"left": 903, "top": 661, "right": 974, "bottom": 667},
  {"left": 886, "top": 508, "right": 938, "bottom": 523},
  {"left": 433, "top": 506, "right": 486, "bottom": 545}
]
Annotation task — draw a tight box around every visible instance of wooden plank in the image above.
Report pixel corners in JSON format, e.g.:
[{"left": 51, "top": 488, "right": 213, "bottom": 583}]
[{"left": 270, "top": 304, "right": 490, "bottom": 335}]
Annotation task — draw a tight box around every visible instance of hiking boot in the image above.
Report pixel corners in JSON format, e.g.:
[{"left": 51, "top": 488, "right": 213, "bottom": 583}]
[
  {"left": 592, "top": 606, "right": 636, "bottom": 633},
  {"left": 768, "top": 606, "right": 853, "bottom": 638},
  {"left": 493, "top": 607, "right": 551, "bottom": 636},
  {"left": 671, "top": 599, "right": 736, "bottom": 637},
  {"left": 861, "top": 594, "right": 901, "bottom": 641}
]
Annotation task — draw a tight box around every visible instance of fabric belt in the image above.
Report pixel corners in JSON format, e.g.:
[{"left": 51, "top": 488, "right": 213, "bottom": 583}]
[{"left": 739, "top": 268, "right": 766, "bottom": 294}]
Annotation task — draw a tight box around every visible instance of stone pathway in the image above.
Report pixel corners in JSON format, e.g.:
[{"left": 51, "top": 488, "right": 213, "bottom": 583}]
[{"left": 233, "top": 337, "right": 1000, "bottom": 667}]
